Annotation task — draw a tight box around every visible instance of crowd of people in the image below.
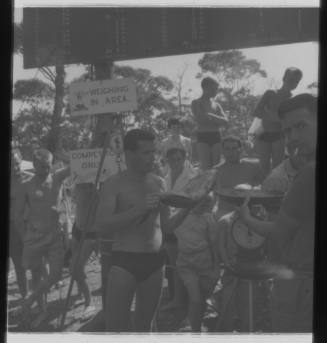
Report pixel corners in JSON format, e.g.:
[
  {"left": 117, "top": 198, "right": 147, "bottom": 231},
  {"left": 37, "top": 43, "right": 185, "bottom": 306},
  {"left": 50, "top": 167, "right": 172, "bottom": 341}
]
[{"left": 9, "top": 70, "right": 317, "bottom": 333}]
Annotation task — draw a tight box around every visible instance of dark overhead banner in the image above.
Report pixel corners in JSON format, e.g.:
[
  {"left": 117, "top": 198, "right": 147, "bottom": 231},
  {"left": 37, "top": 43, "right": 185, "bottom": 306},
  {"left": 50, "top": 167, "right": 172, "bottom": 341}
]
[{"left": 23, "top": 7, "right": 319, "bottom": 69}]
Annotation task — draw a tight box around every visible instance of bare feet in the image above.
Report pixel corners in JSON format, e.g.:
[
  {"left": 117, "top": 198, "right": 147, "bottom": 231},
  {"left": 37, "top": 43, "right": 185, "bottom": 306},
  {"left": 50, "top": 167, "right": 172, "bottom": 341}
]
[{"left": 80, "top": 305, "right": 97, "bottom": 321}]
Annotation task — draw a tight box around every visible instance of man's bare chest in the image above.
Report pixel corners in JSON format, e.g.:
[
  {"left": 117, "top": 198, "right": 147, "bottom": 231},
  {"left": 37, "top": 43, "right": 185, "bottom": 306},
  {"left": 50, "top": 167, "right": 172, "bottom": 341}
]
[{"left": 117, "top": 180, "right": 161, "bottom": 211}]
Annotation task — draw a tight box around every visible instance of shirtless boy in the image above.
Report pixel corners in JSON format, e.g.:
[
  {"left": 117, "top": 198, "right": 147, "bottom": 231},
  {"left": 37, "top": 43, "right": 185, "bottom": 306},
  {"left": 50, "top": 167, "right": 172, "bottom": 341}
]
[
  {"left": 191, "top": 77, "right": 229, "bottom": 169},
  {"left": 95, "top": 129, "right": 169, "bottom": 332}
]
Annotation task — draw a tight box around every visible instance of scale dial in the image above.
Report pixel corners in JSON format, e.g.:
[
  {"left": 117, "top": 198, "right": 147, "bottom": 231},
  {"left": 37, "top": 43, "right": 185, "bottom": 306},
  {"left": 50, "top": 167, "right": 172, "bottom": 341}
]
[{"left": 231, "top": 218, "right": 265, "bottom": 250}]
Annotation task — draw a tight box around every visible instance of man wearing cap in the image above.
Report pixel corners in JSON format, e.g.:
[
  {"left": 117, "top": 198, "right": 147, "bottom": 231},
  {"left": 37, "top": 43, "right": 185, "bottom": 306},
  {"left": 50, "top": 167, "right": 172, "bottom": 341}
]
[
  {"left": 237, "top": 94, "right": 317, "bottom": 332},
  {"left": 15, "top": 148, "right": 70, "bottom": 326}
]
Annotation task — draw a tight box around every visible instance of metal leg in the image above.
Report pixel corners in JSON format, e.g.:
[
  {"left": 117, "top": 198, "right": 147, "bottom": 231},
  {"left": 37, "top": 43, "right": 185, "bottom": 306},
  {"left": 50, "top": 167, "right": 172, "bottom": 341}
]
[{"left": 248, "top": 280, "right": 253, "bottom": 332}]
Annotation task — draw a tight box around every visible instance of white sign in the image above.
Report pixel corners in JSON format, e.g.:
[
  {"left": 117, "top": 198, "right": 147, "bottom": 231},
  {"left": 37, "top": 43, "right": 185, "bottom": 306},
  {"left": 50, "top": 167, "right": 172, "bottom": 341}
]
[
  {"left": 69, "top": 78, "right": 138, "bottom": 116},
  {"left": 70, "top": 148, "right": 126, "bottom": 184}
]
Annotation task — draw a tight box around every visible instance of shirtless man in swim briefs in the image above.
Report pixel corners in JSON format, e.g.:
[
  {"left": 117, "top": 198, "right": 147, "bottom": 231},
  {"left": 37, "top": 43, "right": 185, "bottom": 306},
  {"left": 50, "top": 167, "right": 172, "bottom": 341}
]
[{"left": 95, "top": 129, "right": 170, "bottom": 332}]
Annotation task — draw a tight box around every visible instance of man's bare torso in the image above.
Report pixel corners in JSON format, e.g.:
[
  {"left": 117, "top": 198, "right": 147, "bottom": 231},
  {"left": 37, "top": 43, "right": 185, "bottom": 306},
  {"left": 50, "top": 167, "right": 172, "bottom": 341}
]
[{"left": 111, "top": 171, "right": 165, "bottom": 253}]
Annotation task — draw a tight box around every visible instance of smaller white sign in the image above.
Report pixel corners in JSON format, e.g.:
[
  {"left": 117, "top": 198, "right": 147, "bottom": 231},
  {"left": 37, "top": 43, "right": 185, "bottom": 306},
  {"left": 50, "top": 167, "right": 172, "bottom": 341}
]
[
  {"left": 70, "top": 148, "right": 126, "bottom": 184},
  {"left": 69, "top": 78, "right": 138, "bottom": 116}
]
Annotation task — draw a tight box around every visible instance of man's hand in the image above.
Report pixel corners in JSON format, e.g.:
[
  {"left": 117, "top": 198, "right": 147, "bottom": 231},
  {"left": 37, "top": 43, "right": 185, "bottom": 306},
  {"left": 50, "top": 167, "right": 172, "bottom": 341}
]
[
  {"left": 135, "top": 193, "right": 161, "bottom": 222},
  {"left": 235, "top": 196, "right": 252, "bottom": 224},
  {"left": 145, "top": 193, "right": 161, "bottom": 210}
]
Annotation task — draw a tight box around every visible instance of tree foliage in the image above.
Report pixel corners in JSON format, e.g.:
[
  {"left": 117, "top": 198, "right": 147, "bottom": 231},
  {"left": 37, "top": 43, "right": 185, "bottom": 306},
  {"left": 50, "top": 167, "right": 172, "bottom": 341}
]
[
  {"left": 12, "top": 63, "right": 180, "bottom": 155},
  {"left": 113, "top": 65, "right": 178, "bottom": 135},
  {"left": 13, "top": 23, "right": 23, "bottom": 54},
  {"left": 13, "top": 79, "right": 55, "bottom": 101},
  {"left": 198, "top": 50, "right": 267, "bottom": 88}
]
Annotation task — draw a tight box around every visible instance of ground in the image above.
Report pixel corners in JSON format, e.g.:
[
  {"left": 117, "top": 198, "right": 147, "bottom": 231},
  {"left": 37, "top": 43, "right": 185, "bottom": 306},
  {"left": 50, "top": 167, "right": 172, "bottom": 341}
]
[{"left": 7, "top": 254, "right": 271, "bottom": 333}]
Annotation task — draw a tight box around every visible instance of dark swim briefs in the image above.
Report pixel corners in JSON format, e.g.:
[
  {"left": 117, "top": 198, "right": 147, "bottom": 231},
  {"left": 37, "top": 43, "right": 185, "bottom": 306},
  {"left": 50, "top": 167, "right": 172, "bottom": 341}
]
[
  {"left": 197, "top": 131, "right": 221, "bottom": 147},
  {"left": 111, "top": 250, "right": 165, "bottom": 283},
  {"left": 257, "top": 131, "right": 284, "bottom": 143}
]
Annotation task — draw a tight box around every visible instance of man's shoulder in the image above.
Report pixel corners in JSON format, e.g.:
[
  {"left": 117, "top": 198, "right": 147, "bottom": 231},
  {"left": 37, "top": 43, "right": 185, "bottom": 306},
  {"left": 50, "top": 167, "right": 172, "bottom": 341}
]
[
  {"left": 262, "top": 89, "right": 277, "bottom": 98},
  {"left": 191, "top": 98, "right": 202, "bottom": 109},
  {"left": 294, "top": 161, "right": 315, "bottom": 184}
]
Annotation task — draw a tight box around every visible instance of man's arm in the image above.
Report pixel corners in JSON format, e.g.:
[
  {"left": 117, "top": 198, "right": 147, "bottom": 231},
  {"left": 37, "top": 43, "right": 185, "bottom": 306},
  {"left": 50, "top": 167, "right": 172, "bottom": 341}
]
[
  {"left": 206, "top": 214, "right": 221, "bottom": 267},
  {"left": 207, "top": 102, "right": 229, "bottom": 126},
  {"left": 94, "top": 177, "right": 151, "bottom": 236},
  {"left": 240, "top": 207, "right": 298, "bottom": 241},
  {"left": 55, "top": 166, "right": 71, "bottom": 185},
  {"left": 191, "top": 100, "right": 228, "bottom": 126},
  {"left": 162, "top": 208, "right": 191, "bottom": 234},
  {"left": 14, "top": 183, "right": 28, "bottom": 239}
]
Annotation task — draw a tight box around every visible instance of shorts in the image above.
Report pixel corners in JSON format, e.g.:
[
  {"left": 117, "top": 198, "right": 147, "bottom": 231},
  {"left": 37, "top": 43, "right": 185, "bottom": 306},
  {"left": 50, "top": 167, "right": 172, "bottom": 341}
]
[
  {"left": 72, "top": 222, "right": 97, "bottom": 242},
  {"left": 22, "top": 234, "right": 64, "bottom": 271},
  {"left": 177, "top": 249, "right": 220, "bottom": 298},
  {"left": 257, "top": 131, "right": 284, "bottom": 143},
  {"left": 197, "top": 131, "right": 221, "bottom": 147}
]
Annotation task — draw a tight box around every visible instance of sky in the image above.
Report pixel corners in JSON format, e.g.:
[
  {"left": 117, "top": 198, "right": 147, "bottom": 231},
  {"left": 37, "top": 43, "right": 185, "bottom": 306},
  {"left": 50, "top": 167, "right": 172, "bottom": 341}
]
[{"left": 13, "top": 7, "right": 319, "bottom": 114}]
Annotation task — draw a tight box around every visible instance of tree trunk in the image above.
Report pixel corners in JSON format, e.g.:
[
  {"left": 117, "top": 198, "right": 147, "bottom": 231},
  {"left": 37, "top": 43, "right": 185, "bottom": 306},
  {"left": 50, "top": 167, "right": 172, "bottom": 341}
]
[{"left": 47, "top": 65, "right": 66, "bottom": 153}]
